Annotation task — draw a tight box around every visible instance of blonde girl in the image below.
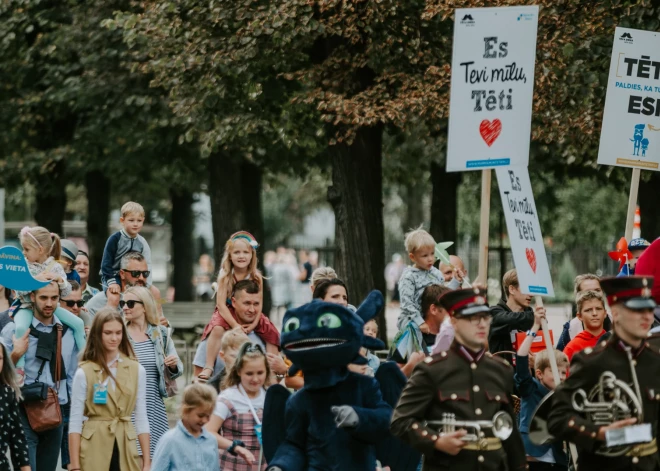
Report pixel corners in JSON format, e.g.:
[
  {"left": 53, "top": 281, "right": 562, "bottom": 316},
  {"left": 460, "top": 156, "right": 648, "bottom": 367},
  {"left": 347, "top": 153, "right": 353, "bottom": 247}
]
[
  {"left": 123, "top": 286, "right": 183, "bottom": 457},
  {"left": 205, "top": 342, "right": 272, "bottom": 470},
  {"left": 151, "top": 384, "right": 220, "bottom": 471},
  {"left": 13, "top": 226, "right": 85, "bottom": 383},
  {"left": 198, "top": 231, "right": 265, "bottom": 382}
]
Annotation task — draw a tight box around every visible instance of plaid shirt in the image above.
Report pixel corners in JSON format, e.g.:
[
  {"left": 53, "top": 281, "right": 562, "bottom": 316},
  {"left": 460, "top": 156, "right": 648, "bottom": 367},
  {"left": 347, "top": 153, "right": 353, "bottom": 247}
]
[{"left": 218, "top": 398, "right": 267, "bottom": 471}]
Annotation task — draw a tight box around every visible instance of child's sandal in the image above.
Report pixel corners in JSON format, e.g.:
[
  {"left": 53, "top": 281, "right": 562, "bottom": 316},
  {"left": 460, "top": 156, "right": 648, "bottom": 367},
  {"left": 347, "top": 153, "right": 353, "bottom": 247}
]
[{"left": 196, "top": 366, "right": 214, "bottom": 383}]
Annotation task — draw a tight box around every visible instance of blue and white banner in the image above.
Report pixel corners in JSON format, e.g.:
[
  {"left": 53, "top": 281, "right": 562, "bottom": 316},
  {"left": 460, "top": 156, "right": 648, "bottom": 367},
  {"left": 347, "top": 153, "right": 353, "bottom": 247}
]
[{"left": 598, "top": 27, "right": 660, "bottom": 171}]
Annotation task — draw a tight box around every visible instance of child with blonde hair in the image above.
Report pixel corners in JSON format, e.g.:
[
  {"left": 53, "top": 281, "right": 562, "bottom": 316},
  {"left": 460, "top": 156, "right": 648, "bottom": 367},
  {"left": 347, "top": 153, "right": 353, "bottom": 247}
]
[
  {"left": 205, "top": 342, "right": 271, "bottom": 470},
  {"left": 151, "top": 384, "right": 220, "bottom": 471},
  {"left": 12, "top": 226, "right": 86, "bottom": 384},
  {"left": 198, "top": 231, "right": 276, "bottom": 382},
  {"left": 396, "top": 227, "right": 460, "bottom": 332},
  {"left": 100, "top": 201, "right": 153, "bottom": 293}
]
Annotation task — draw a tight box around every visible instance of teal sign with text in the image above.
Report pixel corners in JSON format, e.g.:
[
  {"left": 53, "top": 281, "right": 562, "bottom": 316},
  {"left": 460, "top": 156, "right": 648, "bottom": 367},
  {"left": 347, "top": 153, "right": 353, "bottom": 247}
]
[{"left": 0, "top": 246, "right": 50, "bottom": 291}]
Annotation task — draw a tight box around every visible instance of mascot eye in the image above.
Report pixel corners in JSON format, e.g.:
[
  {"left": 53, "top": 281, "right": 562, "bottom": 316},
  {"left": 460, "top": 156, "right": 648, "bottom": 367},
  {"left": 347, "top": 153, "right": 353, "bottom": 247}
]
[
  {"left": 317, "top": 313, "right": 342, "bottom": 329},
  {"left": 284, "top": 317, "right": 300, "bottom": 332}
]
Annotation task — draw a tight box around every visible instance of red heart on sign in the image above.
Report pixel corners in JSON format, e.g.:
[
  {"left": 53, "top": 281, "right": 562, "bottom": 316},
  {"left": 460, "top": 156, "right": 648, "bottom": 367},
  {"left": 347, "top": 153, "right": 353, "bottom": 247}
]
[
  {"left": 526, "top": 248, "right": 537, "bottom": 274},
  {"left": 479, "top": 119, "right": 502, "bottom": 147}
]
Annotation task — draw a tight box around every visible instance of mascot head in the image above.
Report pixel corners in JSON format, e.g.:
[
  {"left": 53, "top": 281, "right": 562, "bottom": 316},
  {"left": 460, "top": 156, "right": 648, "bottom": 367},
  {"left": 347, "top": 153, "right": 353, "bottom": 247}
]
[{"left": 281, "top": 290, "right": 385, "bottom": 372}]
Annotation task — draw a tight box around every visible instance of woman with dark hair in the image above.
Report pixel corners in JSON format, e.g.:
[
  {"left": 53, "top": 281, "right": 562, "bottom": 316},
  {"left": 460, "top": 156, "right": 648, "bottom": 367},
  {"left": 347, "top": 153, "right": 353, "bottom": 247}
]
[
  {"left": 0, "top": 342, "right": 30, "bottom": 471},
  {"left": 68, "top": 308, "right": 150, "bottom": 471},
  {"left": 312, "top": 278, "right": 349, "bottom": 307}
]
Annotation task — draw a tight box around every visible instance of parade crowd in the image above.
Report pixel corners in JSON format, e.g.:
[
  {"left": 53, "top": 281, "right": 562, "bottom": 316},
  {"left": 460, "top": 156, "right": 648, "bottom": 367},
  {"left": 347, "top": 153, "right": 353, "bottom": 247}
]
[{"left": 0, "top": 200, "right": 660, "bottom": 471}]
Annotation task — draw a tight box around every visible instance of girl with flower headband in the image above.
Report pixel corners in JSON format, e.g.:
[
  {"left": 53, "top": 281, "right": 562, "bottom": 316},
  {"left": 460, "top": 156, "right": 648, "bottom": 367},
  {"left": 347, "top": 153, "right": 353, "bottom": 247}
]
[
  {"left": 198, "top": 231, "right": 276, "bottom": 383},
  {"left": 13, "top": 226, "right": 86, "bottom": 385}
]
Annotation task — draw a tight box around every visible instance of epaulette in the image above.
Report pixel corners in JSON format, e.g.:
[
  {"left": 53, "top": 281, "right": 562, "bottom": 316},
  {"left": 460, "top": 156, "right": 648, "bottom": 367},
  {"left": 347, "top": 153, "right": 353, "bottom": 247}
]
[
  {"left": 573, "top": 339, "right": 608, "bottom": 362},
  {"left": 644, "top": 332, "right": 660, "bottom": 355},
  {"left": 484, "top": 352, "right": 513, "bottom": 369},
  {"left": 422, "top": 350, "right": 450, "bottom": 365}
]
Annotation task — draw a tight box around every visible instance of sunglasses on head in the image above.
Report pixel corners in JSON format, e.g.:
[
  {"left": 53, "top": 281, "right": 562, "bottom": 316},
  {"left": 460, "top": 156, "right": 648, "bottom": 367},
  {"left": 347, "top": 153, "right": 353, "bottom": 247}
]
[
  {"left": 62, "top": 300, "right": 84, "bottom": 308},
  {"left": 119, "top": 300, "right": 144, "bottom": 309},
  {"left": 122, "top": 270, "right": 150, "bottom": 279},
  {"left": 237, "top": 342, "right": 265, "bottom": 359}
]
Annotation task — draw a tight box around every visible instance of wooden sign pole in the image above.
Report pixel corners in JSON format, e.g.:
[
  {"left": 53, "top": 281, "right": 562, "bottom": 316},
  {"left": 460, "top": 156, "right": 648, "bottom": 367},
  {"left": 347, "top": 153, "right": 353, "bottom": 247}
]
[
  {"left": 624, "top": 168, "right": 641, "bottom": 241},
  {"left": 535, "top": 296, "right": 579, "bottom": 469},
  {"left": 477, "top": 169, "right": 492, "bottom": 286}
]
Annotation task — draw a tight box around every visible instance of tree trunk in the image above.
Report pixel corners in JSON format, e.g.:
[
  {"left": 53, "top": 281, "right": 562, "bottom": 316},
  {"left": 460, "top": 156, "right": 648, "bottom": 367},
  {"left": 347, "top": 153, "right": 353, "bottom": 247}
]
[
  {"left": 170, "top": 188, "right": 194, "bottom": 301},
  {"left": 85, "top": 170, "right": 110, "bottom": 287},
  {"left": 328, "top": 124, "right": 387, "bottom": 341},
  {"left": 639, "top": 171, "right": 660, "bottom": 240},
  {"left": 402, "top": 182, "right": 425, "bottom": 234},
  {"left": 430, "top": 162, "right": 462, "bottom": 245},
  {"left": 34, "top": 160, "right": 67, "bottom": 236},
  {"left": 240, "top": 160, "right": 272, "bottom": 315},
  {"left": 208, "top": 153, "right": 246, "bottom": 270}
]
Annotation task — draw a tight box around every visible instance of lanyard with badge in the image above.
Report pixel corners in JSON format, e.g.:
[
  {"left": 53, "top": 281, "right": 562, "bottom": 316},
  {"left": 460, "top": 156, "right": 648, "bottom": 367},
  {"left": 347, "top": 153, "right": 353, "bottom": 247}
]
[
  {"left": 238, "top": 384, "right": 264, "bottom": 468},
  {"left": 94, "top": 356, "right": 119, "bottom": 405}
]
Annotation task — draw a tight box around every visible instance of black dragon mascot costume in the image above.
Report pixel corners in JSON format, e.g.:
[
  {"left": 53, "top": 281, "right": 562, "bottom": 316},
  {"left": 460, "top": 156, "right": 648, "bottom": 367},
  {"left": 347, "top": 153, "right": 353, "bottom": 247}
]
[{"left": 263, "top": 290, "right": 409, "bottom": 471}]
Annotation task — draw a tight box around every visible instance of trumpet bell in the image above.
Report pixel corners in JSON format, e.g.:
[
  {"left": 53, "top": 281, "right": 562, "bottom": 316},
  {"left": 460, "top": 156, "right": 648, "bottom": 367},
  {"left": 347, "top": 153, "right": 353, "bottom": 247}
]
[
  {"left": 492, "top": 411, "right": 514, "bottom": 441},
  {"left": 529, "top": 391, "right": 556, "bottom": 446}
]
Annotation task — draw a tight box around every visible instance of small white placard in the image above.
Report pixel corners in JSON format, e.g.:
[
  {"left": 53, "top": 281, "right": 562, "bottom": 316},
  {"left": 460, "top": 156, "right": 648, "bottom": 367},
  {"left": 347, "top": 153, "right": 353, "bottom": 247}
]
[{"left": 605, "top": 423, "right": 652, "bottom": 447}]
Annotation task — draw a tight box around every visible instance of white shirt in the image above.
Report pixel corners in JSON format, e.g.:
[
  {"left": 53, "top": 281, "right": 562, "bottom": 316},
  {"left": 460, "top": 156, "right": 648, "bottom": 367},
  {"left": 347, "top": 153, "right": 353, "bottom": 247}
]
[
  {"left": 213, "top": 385, "right": 266, "bottom": 420},
  {"left": 69, "top": 357, "right": 149, "bottom": 435}
]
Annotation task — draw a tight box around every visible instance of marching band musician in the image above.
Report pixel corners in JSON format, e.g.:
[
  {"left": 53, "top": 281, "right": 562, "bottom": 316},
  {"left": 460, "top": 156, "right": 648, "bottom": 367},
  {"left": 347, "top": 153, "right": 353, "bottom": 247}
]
[
  {"left": 391, "top": 288, "right": 527, "bottom": 471},
  {"left": 547, "top": 276, "right": 660, "bottom": 471}
]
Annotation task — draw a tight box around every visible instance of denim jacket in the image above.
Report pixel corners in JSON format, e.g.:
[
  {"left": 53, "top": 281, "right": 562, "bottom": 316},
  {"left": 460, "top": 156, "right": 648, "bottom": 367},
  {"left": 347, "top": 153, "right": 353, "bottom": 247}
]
[
  {"left": 131, "top": 324, "right": 184, "bottom": 398},
  {"left": 514, "top": 354, "right": 568, "bottom": 465}
]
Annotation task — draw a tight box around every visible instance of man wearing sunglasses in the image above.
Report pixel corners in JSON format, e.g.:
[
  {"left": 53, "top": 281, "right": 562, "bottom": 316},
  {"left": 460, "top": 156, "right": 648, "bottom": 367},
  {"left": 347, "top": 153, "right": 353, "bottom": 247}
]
[
  {"left": 391, "top": 287, "right": 526, "bottom": 470},
  {"left": 60, "top": 281, "right": 91, "bottom": 335},
  {"left": 85, "top": 252, "right": 162, "bottom": 320}
]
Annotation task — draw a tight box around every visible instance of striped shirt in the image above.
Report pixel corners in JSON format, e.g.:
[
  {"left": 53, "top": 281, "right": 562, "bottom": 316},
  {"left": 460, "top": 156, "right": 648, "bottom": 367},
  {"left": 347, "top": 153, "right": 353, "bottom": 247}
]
[{"left": 132, "top": 340, "right": 169, "bottom": 457}]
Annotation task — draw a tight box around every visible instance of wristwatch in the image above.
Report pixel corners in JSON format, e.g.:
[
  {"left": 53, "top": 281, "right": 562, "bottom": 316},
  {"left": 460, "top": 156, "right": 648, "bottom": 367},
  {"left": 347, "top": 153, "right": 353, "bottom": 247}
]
[
  {"left": 228, "top": 439, "right": 246, "bottom": 455},
  {"left": 526, "top": 330, "right": 537, "bottom": 338}
]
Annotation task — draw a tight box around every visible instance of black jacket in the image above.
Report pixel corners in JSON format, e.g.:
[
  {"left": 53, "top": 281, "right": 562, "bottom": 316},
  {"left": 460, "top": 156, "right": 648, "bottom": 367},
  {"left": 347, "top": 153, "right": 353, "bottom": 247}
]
[{"left": 488, "top": 299, "right": 534, "bottom": 354}]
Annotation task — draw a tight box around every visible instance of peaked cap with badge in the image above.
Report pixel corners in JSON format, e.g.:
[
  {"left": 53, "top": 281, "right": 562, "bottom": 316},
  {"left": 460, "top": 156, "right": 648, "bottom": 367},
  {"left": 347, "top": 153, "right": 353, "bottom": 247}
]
[{"left": 391, "top": 288, "right": 526, "bottom": 471}]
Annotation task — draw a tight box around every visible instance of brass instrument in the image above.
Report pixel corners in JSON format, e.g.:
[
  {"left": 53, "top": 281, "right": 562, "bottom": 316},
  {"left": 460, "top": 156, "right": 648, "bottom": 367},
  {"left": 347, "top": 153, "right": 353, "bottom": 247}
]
[
  {"left": 529, "top": 345, "right": 645, "bottom": 457},
  {"left": 425, "top": 411, "right": 513, "bottom": 442}
]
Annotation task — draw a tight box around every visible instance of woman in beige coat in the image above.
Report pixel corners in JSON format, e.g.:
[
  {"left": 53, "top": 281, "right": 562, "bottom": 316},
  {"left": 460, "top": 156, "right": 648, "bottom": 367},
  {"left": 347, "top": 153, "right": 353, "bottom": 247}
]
[{"left": 68, "top": 308, "right": 151, "bottom": 471}]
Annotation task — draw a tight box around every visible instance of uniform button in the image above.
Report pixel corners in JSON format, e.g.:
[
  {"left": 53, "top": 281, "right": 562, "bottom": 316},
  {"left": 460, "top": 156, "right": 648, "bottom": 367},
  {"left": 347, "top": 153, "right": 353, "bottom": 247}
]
[
  {"left": 633, "top": 457, "right": 639, "bottom": 464},
  {"left": 591, "top": 432, "right": 597, "bottom": 438},
  {"left": 424, "top": 357, "right": 433, "bottom": 364},
  {"left": 568, "top": 420, "right": 575, "bottom": 427},
  {"left": 422, "top": 430, "right": 428, "bottom": 436},
  {"left": 441, "top": 351, "right": 447, "bottom": 357},
  {"left": 632, "top": 360, "right": 637, "bottom": 366},
  {"left": 495, "top": 395, "right": 501, "bottom": 401},
  {"left": 450, "top": 394, "right": 458, "bottom": 400},
  {"left": 579, "top": 426, "right": 585, "bottom": 432},
  {"left": 412, "top": 423, "right": 419, "bottom": 430},
  {"left": 473, "top": 385, "right": 480, "bottom": 392},
  {"left": 431, "top": 435, "right": 437, "bottom": 441},
  {"left": 656, "top": 394, "right": 660, "bottom": 400},
  {"left": 478, "top": 455, "right": 485, "bottom": 463},
  {"left": 475, "top": 408, "right": 482, "bottom": 415},
  {"left": 471, "top": 363, "right": 477, "bottom": 370}
]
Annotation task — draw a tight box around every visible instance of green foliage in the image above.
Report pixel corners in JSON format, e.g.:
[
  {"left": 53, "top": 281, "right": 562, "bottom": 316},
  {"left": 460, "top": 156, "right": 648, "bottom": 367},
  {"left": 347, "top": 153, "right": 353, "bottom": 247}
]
[
  {"left": 262, "top": 170, "right": 331, "bottom": 247},
  {"left": 556, "top": 254, "right": 578, "bottom": 302}
]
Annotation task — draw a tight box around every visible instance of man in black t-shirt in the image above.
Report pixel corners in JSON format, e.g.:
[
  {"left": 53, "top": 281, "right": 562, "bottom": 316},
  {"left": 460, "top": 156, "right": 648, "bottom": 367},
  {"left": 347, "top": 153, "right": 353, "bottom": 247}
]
[{"left": 389, "top": 284, "right": 451, "bottom": 377}]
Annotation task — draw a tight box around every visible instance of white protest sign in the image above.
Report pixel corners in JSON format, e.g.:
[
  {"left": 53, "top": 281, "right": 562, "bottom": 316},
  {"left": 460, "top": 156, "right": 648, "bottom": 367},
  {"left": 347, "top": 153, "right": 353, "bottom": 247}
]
[
  {"left": 495, "top": 166, "right": 554, "bottom": 297},
  {"left": 447, "top": 6, "right": 539, "bottom": 172},
  {"left": 598, "top": 27, "right": 660, "bottom": 171}
]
